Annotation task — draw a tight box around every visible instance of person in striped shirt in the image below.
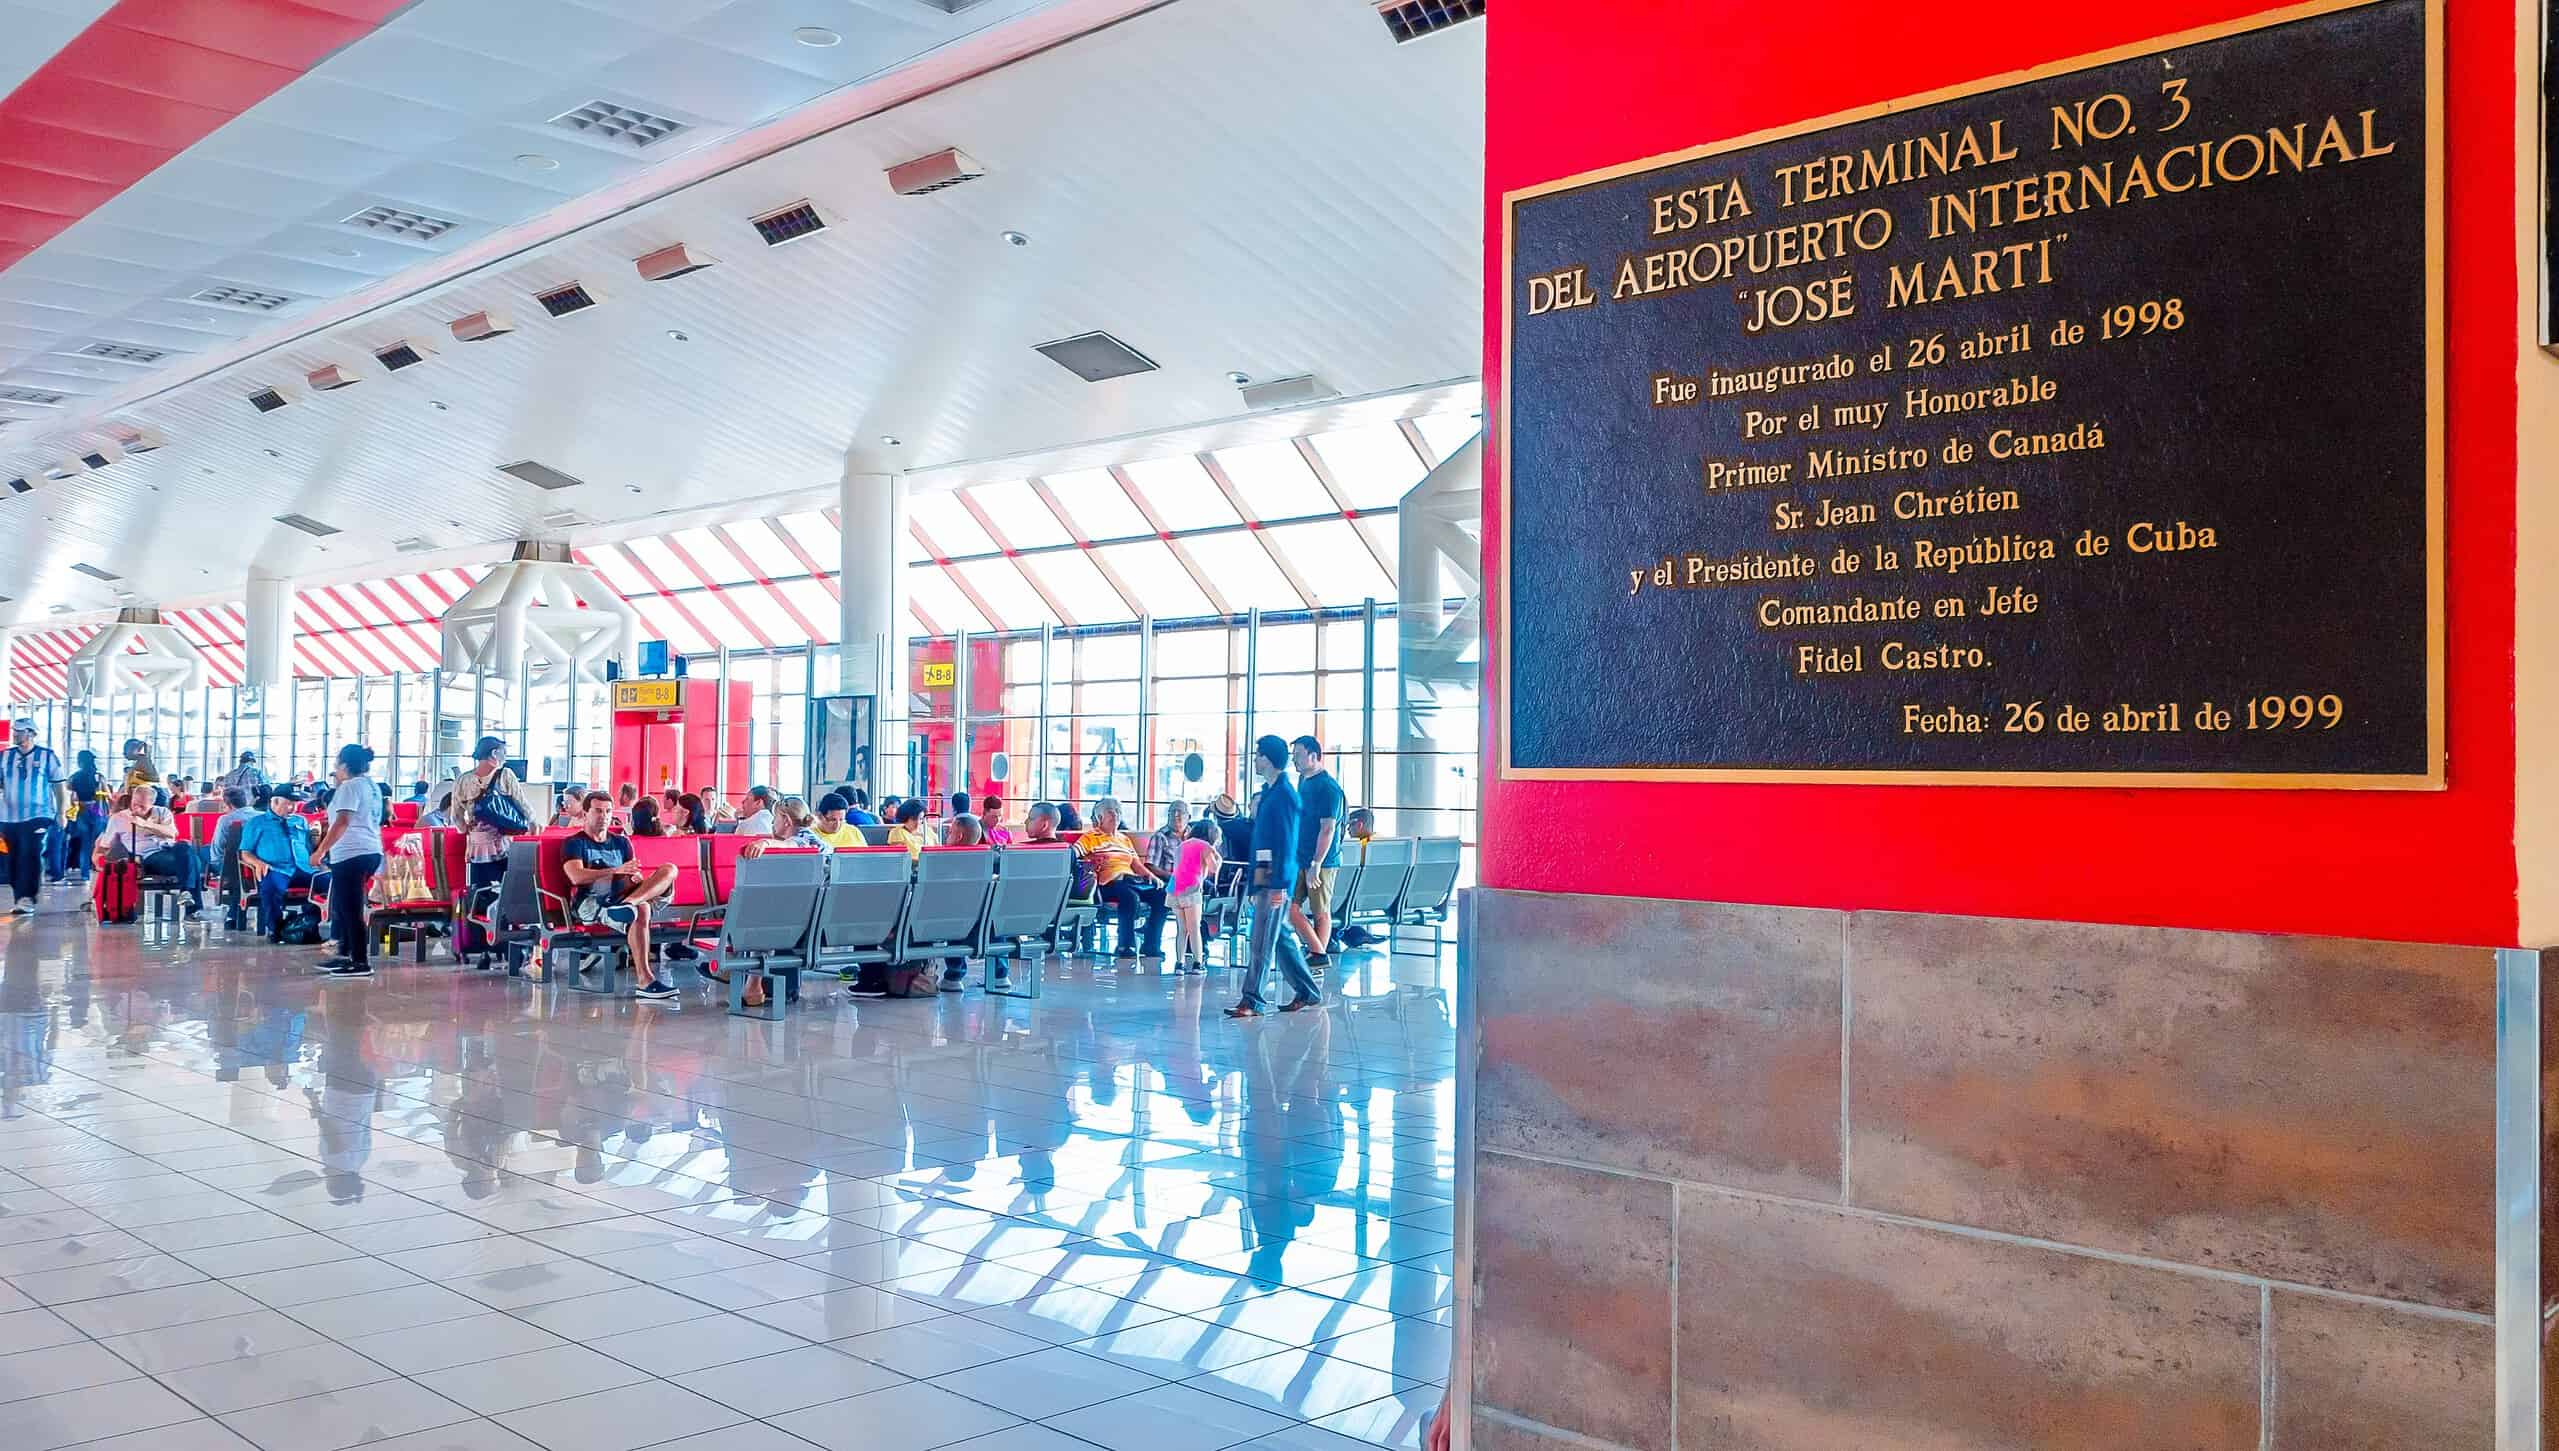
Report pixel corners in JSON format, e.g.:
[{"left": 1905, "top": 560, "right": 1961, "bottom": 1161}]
[{"left": 0, "top": 718, "right": 67, "bottom": 917}]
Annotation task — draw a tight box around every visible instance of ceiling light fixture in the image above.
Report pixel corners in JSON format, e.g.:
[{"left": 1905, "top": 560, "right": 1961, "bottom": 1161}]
[
  {"left": 1002, "top": 231, "right": 1030, "bottom": 248},
  {"left": 431, "top": 400, "right": 449, "bottom": 411},
  {"left": 625, "top": 485, "right": 643, "bottom": 495},
  {"left": 793, "top": 26, "right": 839, "bottom": 46},
  {"left": 1226, "top": 370, "right": 1253, "bottom": 386},
  {"left": 327, "top": 245, "right": 361, "bottom": 258},
  {"left": 517, "top": 153, "right": 559, "bottom": 171},
  {"left": 880, "top": 435, "right": 902, "bottom": 446},
  {"left": 665, "top": 329, "right": 689, "bottom": 342}
]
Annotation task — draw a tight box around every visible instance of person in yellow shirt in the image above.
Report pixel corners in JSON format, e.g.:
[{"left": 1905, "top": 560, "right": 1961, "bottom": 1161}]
[
  {"left": 1077, "top": 797, "right": 1168, "bottom": 960},
  {"left": 885, "top": 798, "right": 936, "bottom": 859},
  {"left": 811, "top": 793, "right": 864, "bottom": 850}
]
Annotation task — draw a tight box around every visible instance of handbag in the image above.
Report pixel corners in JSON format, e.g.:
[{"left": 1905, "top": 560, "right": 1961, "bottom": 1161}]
[{"left": 469, "top": 773, "right": 533, "bottom": 837}]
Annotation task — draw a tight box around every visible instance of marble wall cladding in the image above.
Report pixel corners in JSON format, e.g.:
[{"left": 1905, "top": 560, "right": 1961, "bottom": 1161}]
[
  {"left": 2263, "top": 1291, "right": 2492, "bottom": 1450},
  {"left": 1847, "top": 911, "right": 2497, "bottom": 1312},
  {"left": 1674, "top": 1191, "right": 2262, "bottom": 1451},
  {"left": 1464, "top": 890, "right": 2510, "bottom": 1451},
  {"left": 1471, "top": 1149, "right": 1674, "bottom": 1451},
  {"left": 1472, "top": 890, "right": 1842, "bottom": 1199}
]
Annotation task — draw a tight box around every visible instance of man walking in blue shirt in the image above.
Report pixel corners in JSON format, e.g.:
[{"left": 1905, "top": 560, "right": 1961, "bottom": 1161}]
[
  {"left": 1226, "top": 735, "right": 1320, "bottom": 1019},
  {"left": 0, "top": 717, "right": 66, "bottom": 916}
]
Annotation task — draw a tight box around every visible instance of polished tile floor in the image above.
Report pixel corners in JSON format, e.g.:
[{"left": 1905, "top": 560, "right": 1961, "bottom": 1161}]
[{"left": 0, "top": 903, "right": 1457, "bottom": 1451}]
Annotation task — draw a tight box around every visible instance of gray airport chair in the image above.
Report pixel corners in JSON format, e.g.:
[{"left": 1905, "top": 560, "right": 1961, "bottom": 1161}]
[
  {"left": 714, "top": 852, "right": 825, "bottom": 1018},
  {"left": 896, "top": 847, "right": 997, "bottom": 985},
  {"left": 981, "top": 845, "right": 1074, "bottom": 997},
  {"left": 812, "top": 849, "right": 911, "bottom": 980},
  {"left": 1390, "top": 835, "right": 1463, "bottom": 956},
  {"left": 1340, "top": 836, "right": 1416, "bottom": 938}
]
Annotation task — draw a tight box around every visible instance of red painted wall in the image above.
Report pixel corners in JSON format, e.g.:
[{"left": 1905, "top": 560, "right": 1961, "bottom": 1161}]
[{"left": 1479, "top": 0, "right": 2520, "bottom": 944}]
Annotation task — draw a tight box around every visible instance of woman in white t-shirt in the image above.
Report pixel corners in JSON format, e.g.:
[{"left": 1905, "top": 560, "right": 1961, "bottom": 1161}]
[{"left": 310, "top": 746, "right": 383, "bottom": 978}]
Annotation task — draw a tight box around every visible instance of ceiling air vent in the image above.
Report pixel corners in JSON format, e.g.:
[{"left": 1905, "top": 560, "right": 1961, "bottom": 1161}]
[
  {"left": 78, "top": 451, "right": 111, "bottom": 471},
  {"left": 538, "top": 509, "right": 592, "bottom": 531},
  {"left": 1034, "top": 331, "right": 1160, "bottom": 383},
  {"left": 105, "top": 425, "right": 162, "bottom": 454},
  {"left": 375, "top": 341, "right": 427, "bottom": 371},
  {"left": 69, "top": 563, "right": 119, "bottom": 582},
  {"left": 499, "top": 460, "right": 584, "bottom": 491},
  {"left": 634, "top": 243, "right": 714, "bottom": 281},
  {"left": 0, "top": 388, "right": 65, "bottom": 407},
  {"left": 535, "top": 283, "right": 597, "bottom": 318},
  {"left": 273, "top": 513, "right": 340, "bottom": 538},
  {"left": 550, "top": 100, "right": 688, "bottom": 150},
  {"left": 341, "top": 204, "right": 459, "bottom": 241},
  {"left": 1374, "top": 0, "right": 1485, "bottom": 41},
  {"left": 752, "top": 201, "right": 826, "bottom": 247},
  {"left": 81, "top": 342, "right": 166, "bottom": 365},
  {"left": 1239, "top": 373, "right": 1341, "bottom": 410},
  {"left": 393, "top": 536, "right": 435, "bottom": 554},
  {"left": 194, "top": 285, "right": 296, "bottom": 311},
  {"left": 5, "top": 479, "right": 29, "bottom": 495},
  {"left": 306, "top": 364, "right": 360, "bottom": 392},
  {"left": 450, "top": 309, "right": 514, "bottom": 342},
  {"left": 43, "top": 460, "right": 82, "bottom": 481},
  {"left": 248, "top": 386, "right": 290, "bottom": 413},
  {"left": 887, "top": 148, "right": 986, "bottom": 196}
]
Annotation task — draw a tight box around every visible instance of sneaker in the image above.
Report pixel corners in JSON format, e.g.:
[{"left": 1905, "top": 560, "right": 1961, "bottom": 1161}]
[
  {"left": 847, "top": 986, "right": 890, "bottom": 999},
  {"left": 601, "top": 903, "right": 639, "bottom": 930},
  {"left": 326, "top": 962, "right": 374, "bottom": 980},
  {"left": 634, "top": 981, "right": 678, "bottom": 1002},
  {"left": 9, "top": 902, "right": 31, "bottom": 917},
  {"left": 1223, "top": 1004, "right": 1262, "bottom": 1019},
  {"left": 939, "top": 977, "right": 966, "bottom": 993},
  {"left": 312, "top": 956, "right": 355, "bottom": 973}
]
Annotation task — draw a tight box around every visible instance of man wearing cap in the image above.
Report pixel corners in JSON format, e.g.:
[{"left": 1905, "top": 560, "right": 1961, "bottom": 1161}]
[
  {"left": 0, "top": 718, "right": 66, "bottom": 916},
  {"left": 218, "top": 751, "right": 267, "bottom": 800},
  {"left": 240, "top": 786, "right": 317, "bottom": 941}
]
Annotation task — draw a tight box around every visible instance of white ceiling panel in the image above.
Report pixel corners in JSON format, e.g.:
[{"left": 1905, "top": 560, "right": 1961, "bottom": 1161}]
[
  {"left": 0, "top": 1, "right": 110, "bottom": 98},
  {"left": 395, "top": 0, "right": 673, "bottom": 73},
  {"left": 0, "top": 0, "right": 1484, "bottom": 623},
  {"left": 314, "top": 32, "right": 565, "bottom": 113}
]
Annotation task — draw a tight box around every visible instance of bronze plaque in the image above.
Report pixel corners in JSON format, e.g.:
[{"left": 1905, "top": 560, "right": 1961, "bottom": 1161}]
[{"left": 1500, "top": 0, "right": 2441, "bottom": 786}]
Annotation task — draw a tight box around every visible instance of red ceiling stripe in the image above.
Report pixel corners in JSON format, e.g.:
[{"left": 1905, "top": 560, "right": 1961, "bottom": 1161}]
[
  {"left": 703, "top": 526, "right": 830, "bottom": 643},
  {"left": 0, "top": 0, "right": 411, "bottom": 281},
  {"left": 575, "top": 546, "right": 734, "bottom": 655},
  {"left": 651, "top": 536, "right": 780, "bottom": 649}
]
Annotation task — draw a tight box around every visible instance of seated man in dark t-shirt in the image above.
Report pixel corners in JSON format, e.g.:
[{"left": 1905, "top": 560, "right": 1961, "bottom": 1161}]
[{"left": 560, "top": 790, "right": 682, "bottom": 1001}]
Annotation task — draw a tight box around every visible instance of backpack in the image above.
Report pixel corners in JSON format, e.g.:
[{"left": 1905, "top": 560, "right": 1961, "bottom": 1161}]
[
  {"left": 92, "top": 859, "right": 139, "bottom": 925},
  {"left": 276, "top": 898, "right": 324, "bottom": 946}
]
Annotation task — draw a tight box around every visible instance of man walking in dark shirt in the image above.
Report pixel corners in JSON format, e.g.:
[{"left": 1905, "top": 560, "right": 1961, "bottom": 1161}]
[{"left": 1227, "top": 735, "right": 1320, "bottom": 1018}]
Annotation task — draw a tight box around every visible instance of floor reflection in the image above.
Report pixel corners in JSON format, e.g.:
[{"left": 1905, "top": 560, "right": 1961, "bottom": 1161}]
[{"left": 0, "top": 908, "right": 1457, "bottom": 1451}]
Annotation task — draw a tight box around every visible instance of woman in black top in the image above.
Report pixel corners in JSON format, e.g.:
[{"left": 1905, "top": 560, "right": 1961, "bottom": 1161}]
[
  {"left": 629, "top": 798, "right": 666, "bottom": 837},
  {"left": 62, "top": 751, "right": 103, "bottom": 882}
]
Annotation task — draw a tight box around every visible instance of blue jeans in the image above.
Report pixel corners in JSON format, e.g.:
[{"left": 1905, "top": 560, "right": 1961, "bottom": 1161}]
[
  {"left": 1239, "top": 890, "right": 1317, "bottom": 1011},
  {"left": 257, "top": 868, "right": 313, "bottom": 938},
  {"left": 138, "top": 845, "right": 203, "bottom": 908}
]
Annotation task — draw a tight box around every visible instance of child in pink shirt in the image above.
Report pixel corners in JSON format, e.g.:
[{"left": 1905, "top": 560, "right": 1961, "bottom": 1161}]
[{"left": 1170, "top": 820, "right": 1222, "bottom": 974}]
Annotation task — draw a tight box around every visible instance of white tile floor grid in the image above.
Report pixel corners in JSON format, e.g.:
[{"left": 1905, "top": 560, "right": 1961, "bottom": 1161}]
[{"left": 0, "top": 903, "right": 1455, "bottom": 1451}]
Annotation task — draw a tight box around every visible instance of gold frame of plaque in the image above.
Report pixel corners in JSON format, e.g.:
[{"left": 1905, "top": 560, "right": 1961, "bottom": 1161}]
[{"left": 1495, "top": 0, "right": 2445, "bottom": 789}]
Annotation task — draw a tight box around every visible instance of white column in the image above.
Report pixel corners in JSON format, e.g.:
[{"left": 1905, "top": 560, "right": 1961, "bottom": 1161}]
[
  {"left": 243, "top": 573, "right": 297, "bottom": 689},
  {"left": 0, "top": 628, "right": 15, "bottom": 708},
  {"left": 838, "top": 466, "right": 908, "bottom": 794}
]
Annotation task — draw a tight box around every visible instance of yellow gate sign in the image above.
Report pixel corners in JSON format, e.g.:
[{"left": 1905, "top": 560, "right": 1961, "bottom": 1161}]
[
  {"left": 921, "top": 662, "right": 956, "bottom": 688},
  {"left": 614, "top": 680, "right": 681, "bottom": 710}
]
